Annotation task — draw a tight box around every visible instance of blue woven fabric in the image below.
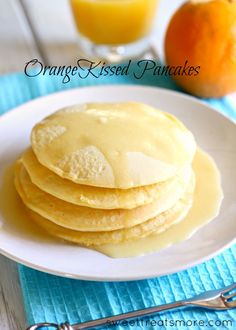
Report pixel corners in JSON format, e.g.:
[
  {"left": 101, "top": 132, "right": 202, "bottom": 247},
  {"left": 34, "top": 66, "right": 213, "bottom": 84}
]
[{"left": 0, "top": 71, "right": 235, "bottom": 330}]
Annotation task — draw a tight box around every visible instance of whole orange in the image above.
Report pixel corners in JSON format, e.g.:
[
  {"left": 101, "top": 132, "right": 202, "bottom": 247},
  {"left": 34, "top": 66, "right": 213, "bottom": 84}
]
[{"left": 165, "top": 0, "right": 236, "bottom": 98}]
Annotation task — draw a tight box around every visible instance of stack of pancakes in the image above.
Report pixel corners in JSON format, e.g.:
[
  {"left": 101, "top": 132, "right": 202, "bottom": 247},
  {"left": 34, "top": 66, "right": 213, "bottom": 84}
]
[{"left": 15, "top": 102, "right": 197, "bottom": 247}]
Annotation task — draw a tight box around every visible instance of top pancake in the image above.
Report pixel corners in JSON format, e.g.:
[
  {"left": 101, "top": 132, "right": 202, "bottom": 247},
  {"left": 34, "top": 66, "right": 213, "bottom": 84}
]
[{"left": 31, "top": 102, "right": 196, "bottom": 188}]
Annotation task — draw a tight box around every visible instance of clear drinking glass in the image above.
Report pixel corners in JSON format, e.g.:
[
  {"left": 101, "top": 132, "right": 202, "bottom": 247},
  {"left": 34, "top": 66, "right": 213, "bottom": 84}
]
[{"left": 70, "top": 0, "right": 159, "bottom": 62}]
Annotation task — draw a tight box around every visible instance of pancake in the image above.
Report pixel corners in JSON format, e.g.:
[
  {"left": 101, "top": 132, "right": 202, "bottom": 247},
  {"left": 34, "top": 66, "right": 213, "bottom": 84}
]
[
  {"left": 27, "top": 173, "right": 195, "bottom": 246},
  {"left": 21, "top": 148, "right": 192, "bottom": 210},
  {"left": 31, "top": 102, "right": 196, "bottom": 188},
  {"left": 14, "top": 161, "right": 192, "bottom": 232}
]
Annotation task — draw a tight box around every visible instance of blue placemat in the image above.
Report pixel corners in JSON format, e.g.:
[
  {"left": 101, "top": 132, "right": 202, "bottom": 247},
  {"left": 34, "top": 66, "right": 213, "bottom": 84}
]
[{"left": 0, "top": 69, "right": 235, "bottom": 330}]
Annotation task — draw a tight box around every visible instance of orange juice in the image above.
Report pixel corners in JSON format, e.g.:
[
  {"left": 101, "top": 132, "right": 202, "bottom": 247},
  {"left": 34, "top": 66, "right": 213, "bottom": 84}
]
[{"left": 70, "top": 0, "right": 159, "bottom": 45}]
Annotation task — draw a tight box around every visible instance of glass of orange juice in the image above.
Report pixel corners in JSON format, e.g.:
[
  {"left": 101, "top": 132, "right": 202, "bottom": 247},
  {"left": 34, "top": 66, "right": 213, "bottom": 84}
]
[{"left": 70, "top": 0, "right": 159, "bottom": 62}]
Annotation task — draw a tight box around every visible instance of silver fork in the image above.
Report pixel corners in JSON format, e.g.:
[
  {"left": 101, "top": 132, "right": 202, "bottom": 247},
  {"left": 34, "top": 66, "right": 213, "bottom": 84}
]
[{"left": 27, "top": 282, "right": 236, "bottom": 330}]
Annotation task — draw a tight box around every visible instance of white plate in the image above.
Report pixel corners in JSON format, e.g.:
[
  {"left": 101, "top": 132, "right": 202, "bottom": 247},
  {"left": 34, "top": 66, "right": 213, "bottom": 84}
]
[{"left": 0, "top": 85, "right": 235, "bottom": 281}]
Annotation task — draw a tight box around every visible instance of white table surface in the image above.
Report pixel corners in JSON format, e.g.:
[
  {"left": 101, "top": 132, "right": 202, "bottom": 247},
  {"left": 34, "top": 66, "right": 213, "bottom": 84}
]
[{"left": 0, "top": 1, "right": 235, "bottom": 329}]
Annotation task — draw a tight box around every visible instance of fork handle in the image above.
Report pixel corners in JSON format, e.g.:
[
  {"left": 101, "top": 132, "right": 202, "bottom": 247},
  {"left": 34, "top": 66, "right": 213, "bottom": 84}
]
[
  {"left": 27, "top": 300, "right": 189, "bottom": 330},
  {"left": 73, "top": 301, "right": 188, "bottom": 329}
]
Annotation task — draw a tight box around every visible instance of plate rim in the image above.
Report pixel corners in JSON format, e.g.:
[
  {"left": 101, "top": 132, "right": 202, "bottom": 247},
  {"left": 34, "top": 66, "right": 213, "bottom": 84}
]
[
  {"left": 0, "top": 237, "right": 235, "bottom": 282},
  {"left": 0, "top": 84, "right": 235, "bottom": 281},
  {"left": 1, "top": 84, "right": 235, "bottom": 125}
]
